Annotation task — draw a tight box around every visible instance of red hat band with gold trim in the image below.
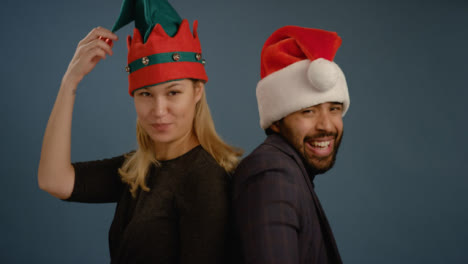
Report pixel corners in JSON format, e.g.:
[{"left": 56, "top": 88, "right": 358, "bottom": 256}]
[{"left": 125, "top": 19, "right": 208, "bottom": 96}]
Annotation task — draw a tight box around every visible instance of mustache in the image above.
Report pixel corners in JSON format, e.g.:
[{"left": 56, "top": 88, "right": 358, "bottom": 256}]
[{"left": 304, "top": 132, "right": 337, "bottom": 142}]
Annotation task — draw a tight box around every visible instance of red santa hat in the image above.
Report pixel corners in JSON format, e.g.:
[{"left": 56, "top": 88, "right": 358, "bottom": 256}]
[{"left": 256, "top": 26, "right": 350, "bottom": 129}]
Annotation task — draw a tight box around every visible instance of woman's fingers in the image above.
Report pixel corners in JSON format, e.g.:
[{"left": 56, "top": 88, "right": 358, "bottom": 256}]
[
  {"left": 63, "top": 27, "right": 118, "bottom": 85},
  {"left": 78, "top": 45, "right": 108, "bottom": 71},
  {"left": 88, "top": 47, "right": 107, "bottom": 64},
  {"left": 83, "top": 38, "right": 114, "bottom": 56},
  {"left": 99, "top": 36, "right": 114, "bottom": 48},
  {"left": 79, "top": 26, "right": 118, "bottom": 47},
  {"left": 94, "top": 26, "right": 118, "bottom": 41},
  {"left": 75, "top": 35, "right": 115, "bottom": 66}
]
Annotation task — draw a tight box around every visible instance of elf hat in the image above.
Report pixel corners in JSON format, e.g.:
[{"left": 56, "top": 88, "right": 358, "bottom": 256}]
[
  {"left": 112, "top": 0, "right": 208, "bottom": 96},
  {"left": 256, "top": 26, "right": 350, "bottom": 129}
]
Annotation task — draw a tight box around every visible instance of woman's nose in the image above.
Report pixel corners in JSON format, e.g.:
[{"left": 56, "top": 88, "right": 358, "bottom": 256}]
[{"left": 152, "top": 97, "right": 168, "bottom": 117}]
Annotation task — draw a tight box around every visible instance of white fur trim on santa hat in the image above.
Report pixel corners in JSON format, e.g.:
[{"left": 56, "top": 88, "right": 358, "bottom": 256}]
[{"left": 256, "top": 58, "right": 350, "bottom": 129}]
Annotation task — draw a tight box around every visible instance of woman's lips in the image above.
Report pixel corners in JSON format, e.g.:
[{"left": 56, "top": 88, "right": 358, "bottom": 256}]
[{"left": 151, "top": 123, "right": 172, "bottom": 132}]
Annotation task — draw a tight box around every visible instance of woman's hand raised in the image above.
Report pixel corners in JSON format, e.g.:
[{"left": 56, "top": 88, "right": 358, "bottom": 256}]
[
  {"left": 63, "top": 27, "right": 118, "bottom": 86},
  {"left": 38, "top": 27, "right": 117, "bottom": 199}
]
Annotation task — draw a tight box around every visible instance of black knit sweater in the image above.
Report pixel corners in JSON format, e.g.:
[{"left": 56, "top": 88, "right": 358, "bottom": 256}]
[{"left": 67, "top": 146, "right": 230, "bottom": 264}]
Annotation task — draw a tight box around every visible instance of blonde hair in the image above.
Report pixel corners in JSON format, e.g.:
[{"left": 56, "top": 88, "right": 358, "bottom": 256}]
[{"left": 119, "top": 80, "right": 243, "bottom": 196}]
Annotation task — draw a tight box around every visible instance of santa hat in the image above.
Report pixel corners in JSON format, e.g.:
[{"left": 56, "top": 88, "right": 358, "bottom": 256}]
[
  {"left": 111, "top": 0, "right": 208, "bottom": 96},
  {"left": 256, "top": 26, "right": 350, "bottom": 129}
]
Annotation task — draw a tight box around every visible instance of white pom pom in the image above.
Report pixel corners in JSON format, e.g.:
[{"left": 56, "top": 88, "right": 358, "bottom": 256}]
[{"left": 307, "top": 58, "right": 339, "bottom": 92}]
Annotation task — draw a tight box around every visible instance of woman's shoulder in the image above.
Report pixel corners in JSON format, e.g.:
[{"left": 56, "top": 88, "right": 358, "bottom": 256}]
[
  {"left": 195, "top": 146, "right": 223, "bottom": 169},
  {"left": 179, "top": 146, "right": 228, "bottom": 183},
  {"left": 72, "top": 151, "right": 133, "bottom": 171},
  {"left": 169, "top": 145, "right": 219, "bottom": 170},
  {"left": 174, "top": 147, "right": 229, "bottom": 205}
]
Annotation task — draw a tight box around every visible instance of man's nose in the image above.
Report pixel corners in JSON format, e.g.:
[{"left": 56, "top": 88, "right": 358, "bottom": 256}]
[{"left": 315, "top": 112, "right": 333, "bottom": 132}]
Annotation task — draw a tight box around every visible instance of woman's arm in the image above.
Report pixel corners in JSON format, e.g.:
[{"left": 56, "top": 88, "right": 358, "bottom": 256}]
[{"left": 38, "top": 27, "right": 117, "bottom": 199}]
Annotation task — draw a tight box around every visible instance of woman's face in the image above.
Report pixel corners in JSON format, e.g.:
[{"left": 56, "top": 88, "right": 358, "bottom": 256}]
[{"left": 134, "top": 79, "right": 203, "bottom": 149}]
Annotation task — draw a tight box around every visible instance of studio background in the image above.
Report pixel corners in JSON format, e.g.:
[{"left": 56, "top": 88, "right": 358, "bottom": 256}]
[{"left": 1, "top": 0, "right": 467, "bottom": 263}]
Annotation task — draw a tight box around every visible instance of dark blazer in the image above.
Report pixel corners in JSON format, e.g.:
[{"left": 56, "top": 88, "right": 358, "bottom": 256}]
[{"left": 232, "top": 134, "right": 342, "bottom": 264}]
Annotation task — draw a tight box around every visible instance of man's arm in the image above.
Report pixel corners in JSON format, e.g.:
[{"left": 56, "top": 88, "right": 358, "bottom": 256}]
[{"left": 234, "top": 164, "right": 302, "bottom": 264}]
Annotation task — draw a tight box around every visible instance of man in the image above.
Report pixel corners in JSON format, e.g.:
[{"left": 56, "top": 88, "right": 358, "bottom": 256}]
[{"left": 232, "top": 25, "right": 349, "bottom": 264}]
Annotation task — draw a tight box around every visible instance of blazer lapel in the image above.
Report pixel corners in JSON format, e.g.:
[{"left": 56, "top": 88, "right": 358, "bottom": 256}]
[
  {"left": 264, "top": 134, "right": 343, "bottom": 263},
  {"left": 264, "top": 134, "right": 315, "bottom": 194}
]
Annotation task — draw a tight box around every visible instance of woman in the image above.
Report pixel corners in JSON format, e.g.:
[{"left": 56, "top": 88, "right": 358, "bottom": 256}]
[{"left": 38, "top": 1, "right": 241, "bottom": 263}]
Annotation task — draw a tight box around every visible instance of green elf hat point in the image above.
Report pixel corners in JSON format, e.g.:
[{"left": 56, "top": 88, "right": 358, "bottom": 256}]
[
  {"left": 112, "top": 0, "right": 182, "bottom": 41},
  {"left": 112, "top": 0, "right": 207, "bottom": 96}
]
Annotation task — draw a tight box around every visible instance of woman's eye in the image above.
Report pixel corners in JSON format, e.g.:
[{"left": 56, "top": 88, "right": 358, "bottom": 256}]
[
  {"left": 137, "top": 91, "right": 151, "bottom": 97},
  {"left": 168, "top": 91, "right": 180, "bottom": 96},
  {"left": 302, "top": 109, "right": 314, "bottom": 114}
]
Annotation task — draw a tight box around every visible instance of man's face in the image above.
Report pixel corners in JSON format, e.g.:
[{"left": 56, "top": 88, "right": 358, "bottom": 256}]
[{"left": 271, "top": 102, "right": 344, "bottom": 174}]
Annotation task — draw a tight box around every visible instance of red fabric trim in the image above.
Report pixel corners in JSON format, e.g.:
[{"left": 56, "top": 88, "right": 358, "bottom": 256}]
[
  {"left": 127, "top": 19, "right": 202, "bottom": 61},
  {"left": 128, "top": 61, "right": 208, "bottom": 96}
]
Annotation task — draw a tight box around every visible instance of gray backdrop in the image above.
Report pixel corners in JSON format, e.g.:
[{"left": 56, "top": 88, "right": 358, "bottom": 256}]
[{"left": 1, "top": 0, "right": 467, "bottom": 263}]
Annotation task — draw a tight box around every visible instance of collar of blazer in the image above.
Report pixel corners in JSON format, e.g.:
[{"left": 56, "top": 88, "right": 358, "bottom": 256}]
[
  {"left": 264, "top": 133, "right": 316, "bottom": 194},
  {"left": 264, "top": 133, "right": 343, "bottom": 262}
]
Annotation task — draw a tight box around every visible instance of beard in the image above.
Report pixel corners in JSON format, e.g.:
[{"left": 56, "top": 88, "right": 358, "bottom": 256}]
[
  {"left": 303, "top": 131, "right": 343, "bottom": 175},
  {"left": 279, "top": 126, "right": 343, "bottom": 175}
]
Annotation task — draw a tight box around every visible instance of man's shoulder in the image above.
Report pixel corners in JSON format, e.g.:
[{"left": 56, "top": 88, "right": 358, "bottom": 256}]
[
  {"left": 242, "top": 139, "right": 290, "bottom": 165},
  {"left": 241, "top": 134, "right": 298, "bottom": 165},
  {"left": 233, "top": 135, "right": 302, "bottom": 184}
]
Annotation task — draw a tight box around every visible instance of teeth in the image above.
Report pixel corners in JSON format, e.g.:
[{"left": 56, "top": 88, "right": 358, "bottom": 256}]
[{"left": 311, "top": 141, "right": 330, "bottom": 148}]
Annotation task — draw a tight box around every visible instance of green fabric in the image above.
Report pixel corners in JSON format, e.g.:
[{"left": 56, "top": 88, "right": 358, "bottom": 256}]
[
  {"left": 112, "top": 0, "right": 182, "bottom": 42},
  {"left": 127, "top": 52, "right": 203, "bottom": 73}
]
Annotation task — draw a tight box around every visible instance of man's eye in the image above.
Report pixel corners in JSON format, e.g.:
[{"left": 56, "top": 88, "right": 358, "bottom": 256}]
[
  {"left": 331, "top": 106, "right": 343, "bottom": 112},
  {"left": 302, "top": 109, "right": 314, "bottom": 114}
]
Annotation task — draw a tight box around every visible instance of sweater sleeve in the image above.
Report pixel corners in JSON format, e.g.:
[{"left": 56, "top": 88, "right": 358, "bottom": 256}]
[
  {"left": 65, "top": 154, "right": 127, "bottom": 203},
  {"left": 177, "top": 158, "right": 231, "bottom": 264}
]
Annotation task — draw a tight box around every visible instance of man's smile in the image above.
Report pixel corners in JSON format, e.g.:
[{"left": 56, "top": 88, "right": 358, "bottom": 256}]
[{"left": 305, "top": 136, "right": 336, "bottom": 158}]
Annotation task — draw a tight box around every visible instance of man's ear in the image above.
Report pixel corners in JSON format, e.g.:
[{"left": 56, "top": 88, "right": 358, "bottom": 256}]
[{"left": 270, "top": 121, "right": 281, "bottom": 133}]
